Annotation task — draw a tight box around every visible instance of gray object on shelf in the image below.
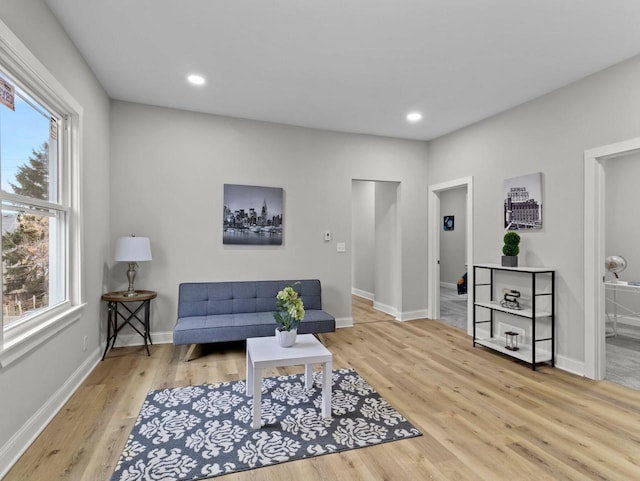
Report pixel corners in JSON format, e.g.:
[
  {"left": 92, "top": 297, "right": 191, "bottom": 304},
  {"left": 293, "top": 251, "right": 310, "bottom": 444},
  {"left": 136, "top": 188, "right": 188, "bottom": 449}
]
[{"left": 502, "top": 255, "right": 518, "bottom": 267}]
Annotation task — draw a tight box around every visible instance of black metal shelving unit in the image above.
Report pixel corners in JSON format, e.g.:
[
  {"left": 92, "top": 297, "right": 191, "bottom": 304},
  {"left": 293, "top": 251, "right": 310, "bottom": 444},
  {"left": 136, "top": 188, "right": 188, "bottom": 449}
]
[{"left": 473, "top": 264, "right": 555, "bottom": 370}]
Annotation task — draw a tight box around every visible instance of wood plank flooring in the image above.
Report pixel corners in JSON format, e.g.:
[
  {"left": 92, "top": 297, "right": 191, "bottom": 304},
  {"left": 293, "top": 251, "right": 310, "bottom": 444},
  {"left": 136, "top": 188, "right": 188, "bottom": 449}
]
[
  {"left": 6, "top": 302, "right": 640, "bottom": 481},
  {"left": 351, "top": 294, "right": 396, "bottom": 324}
]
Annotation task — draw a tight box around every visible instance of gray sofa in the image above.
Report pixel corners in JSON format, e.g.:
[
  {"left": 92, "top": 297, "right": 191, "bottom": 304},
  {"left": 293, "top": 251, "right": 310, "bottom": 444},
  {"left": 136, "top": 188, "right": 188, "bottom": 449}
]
[{"left": 173, "top": 279, "right": 335, "bottom": 356}]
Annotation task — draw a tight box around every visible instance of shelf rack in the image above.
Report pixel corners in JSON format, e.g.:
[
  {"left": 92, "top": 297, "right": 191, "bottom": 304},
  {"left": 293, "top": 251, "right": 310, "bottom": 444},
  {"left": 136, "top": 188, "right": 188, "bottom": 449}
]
[{"left": 473, "top": 263, "right": 555, "bottom": 370}]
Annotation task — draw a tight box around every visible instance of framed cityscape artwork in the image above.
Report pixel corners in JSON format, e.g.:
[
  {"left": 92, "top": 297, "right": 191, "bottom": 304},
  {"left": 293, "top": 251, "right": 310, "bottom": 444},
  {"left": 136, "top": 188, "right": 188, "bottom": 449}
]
[
  {"left": 504, "top": 172, "right": 543, "bottom": 230},
  {"left": 223, "top": 184, "right": 284, "bottom": 245}
]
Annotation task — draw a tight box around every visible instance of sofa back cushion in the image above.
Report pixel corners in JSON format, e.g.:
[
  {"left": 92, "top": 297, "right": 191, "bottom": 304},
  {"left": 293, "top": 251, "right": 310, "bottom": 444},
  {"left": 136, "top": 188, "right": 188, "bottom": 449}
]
[{"left": 178, "top": 279, "right": 323, "bottom": 317}]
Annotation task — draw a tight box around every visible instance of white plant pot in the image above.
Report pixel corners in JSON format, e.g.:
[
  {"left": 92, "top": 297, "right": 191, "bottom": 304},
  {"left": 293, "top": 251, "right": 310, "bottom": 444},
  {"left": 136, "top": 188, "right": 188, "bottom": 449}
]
[{"left": 275, "top": 328, "right": 297, "bottom": 347}]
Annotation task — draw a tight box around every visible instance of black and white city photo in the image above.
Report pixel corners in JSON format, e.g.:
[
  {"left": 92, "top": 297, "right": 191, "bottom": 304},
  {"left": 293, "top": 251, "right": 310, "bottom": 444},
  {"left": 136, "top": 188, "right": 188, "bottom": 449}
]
[
  {"left": 504, "top": 172, "right": 543, "bottom": 230},
  {"left": 223, "top": 184, "right": 284, "bottom": 245}
]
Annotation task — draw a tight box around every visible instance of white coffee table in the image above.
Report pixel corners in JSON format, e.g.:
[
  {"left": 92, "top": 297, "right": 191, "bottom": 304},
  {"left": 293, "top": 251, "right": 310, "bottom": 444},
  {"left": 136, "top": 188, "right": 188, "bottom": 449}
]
[{"left": 246, "top": 334, "right": 332, "bottom": 429}]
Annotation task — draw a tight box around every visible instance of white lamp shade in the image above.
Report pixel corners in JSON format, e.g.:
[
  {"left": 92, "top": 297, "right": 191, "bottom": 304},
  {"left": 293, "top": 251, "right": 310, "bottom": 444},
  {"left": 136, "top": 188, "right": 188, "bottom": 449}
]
[{"left": 114, "top": 236, "right": 152, "bottom": 262}]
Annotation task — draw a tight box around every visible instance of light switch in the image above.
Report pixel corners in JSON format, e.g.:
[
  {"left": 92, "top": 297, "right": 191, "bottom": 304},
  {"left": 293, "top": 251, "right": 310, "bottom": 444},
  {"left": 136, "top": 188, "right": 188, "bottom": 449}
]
[{"left": 336, "top": 242, "right": 346, "bottom": 253}]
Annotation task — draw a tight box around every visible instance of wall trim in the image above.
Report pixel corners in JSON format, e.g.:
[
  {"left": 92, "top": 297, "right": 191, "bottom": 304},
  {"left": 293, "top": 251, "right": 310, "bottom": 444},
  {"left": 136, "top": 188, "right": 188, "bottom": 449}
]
[
  {"left": 0, "top": 347, "right": 100, "bottom": 479},
  {"left": 351, "top": 288, "right": 374, "bottom": 301},
  {"left": 113, "top": 330, "right": 174, "bottom": 347},
  {"left": 373, "top": 301, "right": 399, "bottom": 319},
  {"left": 398, "top": 310, "right": 429, "bottom": 321},
  {"left": 111, "top": 323, "right": 358, "bottom": 347},
  {"left": 335, "top": 317, "right": 353, "bottom": 328},
  {"left": 554, "top": 354, "right": 585, "bottom": 377},
  {"left": 439, "top": 281, "right": 457, "bottom": 289},
  {"left": 584, "top": 137, "right": 640, "bottom": 380}
]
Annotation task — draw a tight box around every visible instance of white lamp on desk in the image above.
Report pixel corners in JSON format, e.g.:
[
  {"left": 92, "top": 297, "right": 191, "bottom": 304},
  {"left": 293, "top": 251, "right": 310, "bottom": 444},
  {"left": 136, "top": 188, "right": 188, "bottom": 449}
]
[
  {"left": 114, "top": 235, "right": 152, "bottom": 296},
  {"left": 605, "top": 255, "right": 627, "bottom": 284}
]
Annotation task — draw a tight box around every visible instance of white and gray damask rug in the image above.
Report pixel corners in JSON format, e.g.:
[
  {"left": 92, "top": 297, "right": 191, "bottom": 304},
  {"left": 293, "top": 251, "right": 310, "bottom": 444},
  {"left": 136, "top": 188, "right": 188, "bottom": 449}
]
[{"left": 111, "top": 368, "right": 421, "bottom": 481}]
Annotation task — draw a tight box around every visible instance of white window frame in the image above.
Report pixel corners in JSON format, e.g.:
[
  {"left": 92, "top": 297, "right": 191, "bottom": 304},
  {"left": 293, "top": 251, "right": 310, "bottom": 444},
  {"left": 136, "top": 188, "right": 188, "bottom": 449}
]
[{"left": 0, "top": 19, "right": 84, "bottom": 367}]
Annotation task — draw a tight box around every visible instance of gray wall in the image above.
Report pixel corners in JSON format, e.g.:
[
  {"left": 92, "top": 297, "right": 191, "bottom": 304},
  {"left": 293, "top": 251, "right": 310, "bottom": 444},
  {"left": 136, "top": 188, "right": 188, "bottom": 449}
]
[
  {"left": 373, "top": 182, "right": 400, "bottom": 314},
  {"left": 605, "top": 151, "right": 640, "bottom": 323},
  {"left": 0, "top": 0, "right": 110, "bottom": 471},
  {"left": 428, "top": 54, "right": 640, "bottom": 369},
  {"left": 110, "top": 100, "right": 430, "bottom": 332},
  {"left": 439, "top": 187, "right": 467, "bottom": 285},
  {"left": 6, "top": 1, "right": 640, "bottom": 468},
  {"left": 352, "top": 180, "right": 375, "bottom": 297},
  {"left": 352, "top": 180, "right": 402, "bottom": 316}
]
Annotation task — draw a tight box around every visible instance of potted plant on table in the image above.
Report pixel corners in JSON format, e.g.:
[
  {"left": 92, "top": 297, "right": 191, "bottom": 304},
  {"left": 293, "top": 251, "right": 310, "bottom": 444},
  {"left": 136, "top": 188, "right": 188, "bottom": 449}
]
[
  {"left": 273, "top": 284, "right": 305, "bottom": 347},
  {"left": 502, "top": 231, "right": 521, "bottom": 267}
]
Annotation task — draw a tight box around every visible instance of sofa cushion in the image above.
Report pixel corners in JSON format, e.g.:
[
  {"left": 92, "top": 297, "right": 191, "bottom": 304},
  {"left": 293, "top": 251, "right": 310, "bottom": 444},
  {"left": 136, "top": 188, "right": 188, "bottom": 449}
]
[
  {"left": 178, "top": 279, "right": 324, "bottom": 317},
  {"left": 173, "top": 311, "right": 335, "bottom": 345},
  {"left": 174, "top": 279, "right": 335, "bottom": 346}
]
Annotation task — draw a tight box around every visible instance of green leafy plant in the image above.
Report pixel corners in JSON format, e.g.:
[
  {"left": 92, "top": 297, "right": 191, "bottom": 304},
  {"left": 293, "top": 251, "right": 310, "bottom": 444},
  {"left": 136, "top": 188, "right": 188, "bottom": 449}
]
[
  {"left": 502, "top": 231, "right": 521, "bottom": 256},
  {"left": 273, "top": 284, "right": 305, "bottom": 331}
]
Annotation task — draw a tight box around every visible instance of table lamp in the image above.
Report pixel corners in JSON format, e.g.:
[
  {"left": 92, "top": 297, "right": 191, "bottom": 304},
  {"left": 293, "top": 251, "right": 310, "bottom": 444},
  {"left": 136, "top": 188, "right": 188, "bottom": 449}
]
[
  {"left": 605, "top": 255, "right": 627, "bottom": 283},
  {"left": 114, "top": 235, "right": 152, "bottom": 296}
]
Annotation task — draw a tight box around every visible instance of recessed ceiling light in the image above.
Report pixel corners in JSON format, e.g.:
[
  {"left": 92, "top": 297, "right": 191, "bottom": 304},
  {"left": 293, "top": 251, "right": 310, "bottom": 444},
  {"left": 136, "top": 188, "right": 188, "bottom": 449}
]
[
  {"left": 407, "top": 112, "right": 423, "bottom": 122},
  {"left": 187, "top": 74, "right": 205, "bottom": 86}
]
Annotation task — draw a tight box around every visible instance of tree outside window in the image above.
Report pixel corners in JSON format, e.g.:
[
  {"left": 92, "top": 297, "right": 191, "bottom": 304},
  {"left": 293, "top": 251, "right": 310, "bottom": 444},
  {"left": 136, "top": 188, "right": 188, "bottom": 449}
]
[{"left": 2, "top": 142, "right": 50, "bottom": 323}]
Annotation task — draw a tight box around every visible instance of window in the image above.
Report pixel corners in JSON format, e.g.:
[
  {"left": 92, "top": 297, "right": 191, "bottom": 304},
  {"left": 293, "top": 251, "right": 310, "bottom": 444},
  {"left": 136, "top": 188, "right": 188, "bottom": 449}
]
[
  {"left": 0, "top": 73, "right": 66, "bottom": 329},
  {"left": 0, "top": 19, "right": 83, "bottom": 366}
]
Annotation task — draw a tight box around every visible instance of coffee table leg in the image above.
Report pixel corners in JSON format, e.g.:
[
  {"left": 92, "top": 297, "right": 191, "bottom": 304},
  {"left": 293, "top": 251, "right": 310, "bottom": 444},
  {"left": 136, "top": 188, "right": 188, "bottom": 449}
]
[
  {"left": 305, "top": 363, "right": 313, "bottom": 389},
  {"left": 321, "top": 360, "right": 332, "bottom": 419},
  {"left": 246, "top": 350, "right": 253, "bottom": 396},
  {"left": 252, "top": 367, "right": 262, "bottom": 429}
]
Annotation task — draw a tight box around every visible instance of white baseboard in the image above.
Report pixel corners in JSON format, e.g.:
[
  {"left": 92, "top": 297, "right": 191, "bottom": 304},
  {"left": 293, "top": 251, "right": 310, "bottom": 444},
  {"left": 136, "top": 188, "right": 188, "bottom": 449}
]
[
  {"left": 373, "top": 301, "right": 399, "bottom": 319},
  {"left": 440, "top": 281, "right": 458, "bottom": 289},
  {"left": 398, "top": 310, "right": 429, "bottom": 321},
  {"left": 0, "top": 347, "right": 101, "bottom": 479},
  {"left": 351, "top": 288, "right": 374, "bottom": 301},
  {"left": 113, "top": 324, "right": 358, "bottom": 347},
  {"left": 554, "top": 354, "right": 585, "bottom": 377},
  {"left": 335, "top": 317, "right": 353, "bottom": 328},
  {"left": 113, "top": 330, "right": 174, "bottom": 347}
]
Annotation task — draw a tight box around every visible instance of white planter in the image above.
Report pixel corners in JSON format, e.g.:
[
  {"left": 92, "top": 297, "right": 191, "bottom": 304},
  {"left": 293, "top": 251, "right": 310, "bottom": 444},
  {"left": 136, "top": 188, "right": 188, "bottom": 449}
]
[{"left": 275, "top": 328, "right": 297, "bottom": 347}]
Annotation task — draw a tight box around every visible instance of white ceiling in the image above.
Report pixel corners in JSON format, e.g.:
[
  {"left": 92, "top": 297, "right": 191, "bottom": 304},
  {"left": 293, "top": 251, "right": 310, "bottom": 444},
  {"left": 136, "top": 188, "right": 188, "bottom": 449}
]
[{"left": 45, "top": 0, "right": 640, "bottom": 141}]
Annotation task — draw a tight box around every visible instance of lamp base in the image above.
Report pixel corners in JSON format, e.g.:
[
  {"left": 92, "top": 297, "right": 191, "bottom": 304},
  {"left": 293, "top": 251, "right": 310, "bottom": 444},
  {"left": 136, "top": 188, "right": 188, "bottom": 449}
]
[{"left": 125, "top": 262, "right": 138, "bottom": 296}]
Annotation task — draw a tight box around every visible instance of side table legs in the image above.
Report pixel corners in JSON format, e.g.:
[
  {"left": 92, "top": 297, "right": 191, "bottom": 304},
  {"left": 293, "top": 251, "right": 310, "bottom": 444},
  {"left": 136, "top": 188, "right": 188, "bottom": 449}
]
[
  {"left": 101, "top": 301, "right": 117, "bottom": 361},
  {"left": 101, "top": 298, "right": 153, "bottom": 360}
]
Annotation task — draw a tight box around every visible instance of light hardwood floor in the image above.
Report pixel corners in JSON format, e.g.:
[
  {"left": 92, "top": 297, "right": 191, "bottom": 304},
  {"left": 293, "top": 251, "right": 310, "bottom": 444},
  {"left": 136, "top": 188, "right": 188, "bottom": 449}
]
[
  {"left": 6, "top": 304, "right": 640, "bottom": 480},
  {"left": 352, "top": 294, "right": 396, "bottom": 324}
]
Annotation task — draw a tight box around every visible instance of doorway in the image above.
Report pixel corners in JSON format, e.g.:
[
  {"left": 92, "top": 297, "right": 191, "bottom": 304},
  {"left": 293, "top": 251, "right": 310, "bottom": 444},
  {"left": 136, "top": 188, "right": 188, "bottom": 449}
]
[
  {"left": 428, "top": 177, "right": 474, "bottom": 335},
  {"left": 584, "top": 137, "right": 640, "bottom": 380},
  {"left": 351, "top": 180, "right": 401, "bottom": 324},
  {"left": 438, "top": 186, "right": 468, "bottom": 330}
]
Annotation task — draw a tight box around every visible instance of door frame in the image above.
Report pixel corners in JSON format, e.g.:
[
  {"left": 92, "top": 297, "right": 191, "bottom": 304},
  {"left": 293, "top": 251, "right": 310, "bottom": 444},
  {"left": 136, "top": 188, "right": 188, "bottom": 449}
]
[
  {"left": 584, "top": 137, "right": 640, "bottom": 379},
  {"left": 428, "top": 176, "right": 474, "bottom": 335}
]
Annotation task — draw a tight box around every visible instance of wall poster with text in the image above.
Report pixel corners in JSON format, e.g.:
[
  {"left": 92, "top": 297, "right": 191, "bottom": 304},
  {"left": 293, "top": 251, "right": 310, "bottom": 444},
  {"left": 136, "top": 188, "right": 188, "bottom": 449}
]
[{"left": 504, "top": 172, "right": 542, "bottom": 230}]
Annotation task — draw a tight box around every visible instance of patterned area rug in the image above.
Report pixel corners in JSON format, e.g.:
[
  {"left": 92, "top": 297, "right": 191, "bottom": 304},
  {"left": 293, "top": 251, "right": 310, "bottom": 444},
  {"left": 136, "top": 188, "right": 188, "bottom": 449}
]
[{"left": 111, "top": 368, "right": 421, "bottom": 481}]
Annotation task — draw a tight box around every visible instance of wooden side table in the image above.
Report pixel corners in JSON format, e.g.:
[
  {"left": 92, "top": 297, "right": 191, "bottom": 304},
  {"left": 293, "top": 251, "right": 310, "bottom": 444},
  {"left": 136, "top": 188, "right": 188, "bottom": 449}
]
[{"left": 101, "top": 290, "right": 157, "bottom": 361}]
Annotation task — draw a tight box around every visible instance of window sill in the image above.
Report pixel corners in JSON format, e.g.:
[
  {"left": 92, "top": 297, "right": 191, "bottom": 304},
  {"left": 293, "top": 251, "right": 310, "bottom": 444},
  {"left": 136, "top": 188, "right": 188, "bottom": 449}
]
[{"left": 0, "top": 303, "right": 86, "bottom": 368}]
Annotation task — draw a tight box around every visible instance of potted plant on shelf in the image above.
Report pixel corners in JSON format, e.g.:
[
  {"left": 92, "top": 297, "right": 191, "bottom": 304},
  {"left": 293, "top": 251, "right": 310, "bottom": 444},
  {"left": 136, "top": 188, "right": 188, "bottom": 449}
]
[
  {"left": 502, "top": 231, "right": 521, "bottom": 267},
  {"left": 273, "top": 284, "right": 305, "bottom": 347}
]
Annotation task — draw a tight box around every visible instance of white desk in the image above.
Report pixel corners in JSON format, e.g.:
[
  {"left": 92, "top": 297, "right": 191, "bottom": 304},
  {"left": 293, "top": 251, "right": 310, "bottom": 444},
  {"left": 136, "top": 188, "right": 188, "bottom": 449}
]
[
  {"left": 605, "top": 281, "right": 640, "bottom": 336},
  {"left": 246, "top": 334, "right": 332, "bottom": 429}
]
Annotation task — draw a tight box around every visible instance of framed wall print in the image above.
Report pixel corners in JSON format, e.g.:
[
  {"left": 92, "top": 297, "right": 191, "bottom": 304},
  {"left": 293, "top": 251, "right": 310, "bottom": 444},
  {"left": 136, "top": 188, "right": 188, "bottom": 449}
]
[
  {"left": 504, "top": 172, "right": 543, "bottom": 230},
  {"left": 223, "top": 184, "right": 284, "bottom": 245},
  {"left": 443, "top": 215, "right": 455, "bottom": 231}
]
